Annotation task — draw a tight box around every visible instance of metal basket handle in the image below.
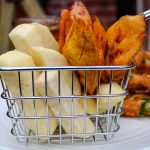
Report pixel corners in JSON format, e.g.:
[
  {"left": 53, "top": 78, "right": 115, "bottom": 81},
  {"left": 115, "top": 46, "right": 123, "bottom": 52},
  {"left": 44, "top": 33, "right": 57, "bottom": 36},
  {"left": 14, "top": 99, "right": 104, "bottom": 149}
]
[{"left": 142, "top": 9, "right": 150, "bottom": 20}]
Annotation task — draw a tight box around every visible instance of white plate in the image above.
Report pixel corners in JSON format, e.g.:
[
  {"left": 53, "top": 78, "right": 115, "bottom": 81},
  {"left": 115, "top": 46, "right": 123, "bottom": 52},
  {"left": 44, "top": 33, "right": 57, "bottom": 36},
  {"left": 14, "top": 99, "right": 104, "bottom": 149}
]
[{"left": 0, "top": 87, "right": 150, "bottom": 150}]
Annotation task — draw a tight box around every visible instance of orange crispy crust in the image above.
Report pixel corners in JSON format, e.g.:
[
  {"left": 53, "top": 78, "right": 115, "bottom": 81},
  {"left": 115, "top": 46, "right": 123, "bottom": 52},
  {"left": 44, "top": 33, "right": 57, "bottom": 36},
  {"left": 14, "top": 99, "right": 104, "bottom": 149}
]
[
  {"left": 63, "top": 17, "right": 99, "bottom": 94},
  {"left": 123, "top": 99, "right": 145, "bottom": 117},
  {"left": 93, "top": 16, "right": 105, "bottom": 65},
  {"left": 62, "top": 1, "right": 105, "bottom": 94},
  {"left": 93, "top": 16, "right": 105, "bottom": 43},
  {"left": 123, "top": 94, "right": 149, "bottom": 117},
  {"left": 102, "top": 15, "right": 146, "bottom": 82},
  {"left": 59, "top": 9, "right": 71, "bottom": 52},
  {"left": 134, "top": 50, "right": 150, "bottom": 71},
  {"left": 92, "top": 16, "right": 106, "bottom": 82},
  {"left": 128, "top": 73, "right": 150, "bottom": 92}
]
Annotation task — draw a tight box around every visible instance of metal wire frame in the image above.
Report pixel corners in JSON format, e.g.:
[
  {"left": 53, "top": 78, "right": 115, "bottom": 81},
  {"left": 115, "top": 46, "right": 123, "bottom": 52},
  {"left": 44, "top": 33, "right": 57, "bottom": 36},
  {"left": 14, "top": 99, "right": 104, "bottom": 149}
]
[
  {"left": 143, "top": 9, "right": 150, "bottom": 20},
  {"left": 0, "top": 64, "right": 135, "bottom": 144}
]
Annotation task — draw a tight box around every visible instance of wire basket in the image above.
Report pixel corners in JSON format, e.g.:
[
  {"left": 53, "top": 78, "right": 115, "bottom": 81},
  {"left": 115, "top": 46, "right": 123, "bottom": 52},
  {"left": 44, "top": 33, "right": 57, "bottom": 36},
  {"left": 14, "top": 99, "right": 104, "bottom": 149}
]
[{"left": 0, "top": 64, "right": 135, "bottom": 144}]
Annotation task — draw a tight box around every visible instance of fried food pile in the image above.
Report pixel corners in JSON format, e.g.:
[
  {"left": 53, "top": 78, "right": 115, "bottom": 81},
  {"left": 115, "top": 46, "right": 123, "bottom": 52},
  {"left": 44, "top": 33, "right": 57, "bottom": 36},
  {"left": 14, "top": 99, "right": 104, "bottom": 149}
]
[
  {"left": 0, "top": 1, "right": 148, "bottom": 138},
  {"left": 58, "top": 1, "right": 148, "bottom": 118},
  {"left": 59, "top": 1, "right": 146, "bottom": 94},
  {"left": 123, "top": 50, "right": 150, "bottom": 117}
]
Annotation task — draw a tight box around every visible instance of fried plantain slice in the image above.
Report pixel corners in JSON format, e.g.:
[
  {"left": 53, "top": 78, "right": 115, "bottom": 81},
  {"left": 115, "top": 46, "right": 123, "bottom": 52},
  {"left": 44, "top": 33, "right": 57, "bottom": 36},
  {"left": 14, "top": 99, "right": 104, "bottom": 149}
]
[
  {"left": 93, "top": 16, "right": 105, "bottom": 65},
  {"left": 62, "top": 1, "right": 104, "bottom": 94},
  {"left": 59, "top": 9, "right": 72, "bottom": 52},
  {"left": 93, "top": 16, "right": 105, "bottom": 44},
  {"left": 102, "top": 15, "right": 146, "bottom": 82},
  {"left": 63, "top": 18, "right": 99, "bottom": 94},
  {"left": 92, "top": 16, "right": 106, "bottom": 82}
]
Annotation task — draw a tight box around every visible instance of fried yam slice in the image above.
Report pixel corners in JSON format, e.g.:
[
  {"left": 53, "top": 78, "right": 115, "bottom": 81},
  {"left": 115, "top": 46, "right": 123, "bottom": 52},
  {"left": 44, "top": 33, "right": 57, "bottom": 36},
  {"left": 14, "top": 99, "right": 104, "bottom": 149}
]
[
  {"left": 102, "top": 15, "right": 146, "bottom": 81},
  {"left": 62, "top": 1, "right": 105, "bottom": 94},
  {"left": 128, "top": 73, "right": 150, "bottom": 93}
]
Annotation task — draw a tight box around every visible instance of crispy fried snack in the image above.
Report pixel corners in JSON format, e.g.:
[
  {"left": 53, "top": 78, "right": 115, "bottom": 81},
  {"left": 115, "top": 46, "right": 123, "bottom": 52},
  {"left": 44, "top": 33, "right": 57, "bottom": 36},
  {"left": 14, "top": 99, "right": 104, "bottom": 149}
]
[
  {"left": 61, "top": 1, "right": 105, "bottom": 94},
  {"left": 93, "top": 16, "right": 105, "bottom": 69},
  {"left": 59, "top": 9, "right": 71, "bottom": 52},
  {"left": 102, "top": 15, "right": 146, "bottom": 82},
  {"left": 128, "top": 73, "right": 150, "bottom": 93},
  {"left": 93, "top": 16, "right": 105, "bottom": 44},
  {"left": 123, "top": 94, "right": 150, "bottom": 117},
  {"left": 134, "top": 50, "right": 150, "bottom": 73}
]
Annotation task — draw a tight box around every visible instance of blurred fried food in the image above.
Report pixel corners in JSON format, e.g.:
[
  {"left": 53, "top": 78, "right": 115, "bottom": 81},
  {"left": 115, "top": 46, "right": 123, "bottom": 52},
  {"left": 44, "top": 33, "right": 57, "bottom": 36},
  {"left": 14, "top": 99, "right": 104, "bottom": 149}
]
[
  {"left": 123, "top": 94, "right": 150, "bottom": 117},
  {"left": 61, "top": 1, "right": 105, "bottom": 94},
  {"left": 125, "top": 50, "right": 150, "bottom": 117},
  {"left": 128, "top": 73, "right": 150, "bottom": 93},
  {"left": 134, "top": 50, "right": 150, "bottom": 73},
  {"left": 102, "top": 15, "right": 146, "bottom": 82}
]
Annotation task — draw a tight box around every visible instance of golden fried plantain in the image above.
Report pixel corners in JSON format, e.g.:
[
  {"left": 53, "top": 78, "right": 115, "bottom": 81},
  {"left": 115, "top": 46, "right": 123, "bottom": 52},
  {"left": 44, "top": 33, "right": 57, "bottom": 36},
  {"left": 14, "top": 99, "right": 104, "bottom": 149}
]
[
  {"left": 62, "top": 1, "right": 105, "bottom": 94},
  {"left": 59, "top": 9, "right": 71, "bottom": 52},
  {"left": 93, "top": 16, "right": 105, "bottom": 44},
  {"left": 102, "top": 15, "right": 146, "bottom": 82},
  {"left": 93, "top": 16, "right": 105, "bottom": 66},
  {"left": 92, "top": 16, "right": 106, "bottom": 82}
]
